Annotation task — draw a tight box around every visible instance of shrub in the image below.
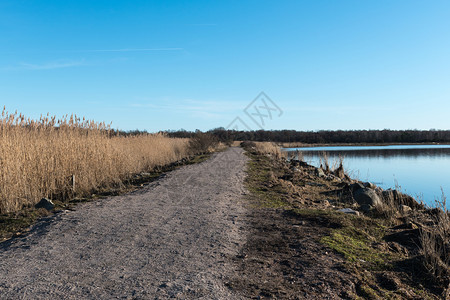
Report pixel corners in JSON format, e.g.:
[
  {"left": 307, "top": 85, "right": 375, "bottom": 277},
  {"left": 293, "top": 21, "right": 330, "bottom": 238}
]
[{"left": 188, "top": 132, "right": 219, "bottom": 154}]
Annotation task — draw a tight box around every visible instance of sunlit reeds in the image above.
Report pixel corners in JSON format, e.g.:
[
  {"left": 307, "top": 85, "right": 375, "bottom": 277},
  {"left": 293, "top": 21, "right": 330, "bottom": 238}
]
[{"left": 0, "top": 108, "right": 190, "bottom": 213}]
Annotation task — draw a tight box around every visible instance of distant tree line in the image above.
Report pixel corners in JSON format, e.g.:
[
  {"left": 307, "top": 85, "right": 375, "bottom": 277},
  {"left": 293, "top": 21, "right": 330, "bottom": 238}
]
[{"left": 166, "top": 128, "right": 450, "bottom": 144}]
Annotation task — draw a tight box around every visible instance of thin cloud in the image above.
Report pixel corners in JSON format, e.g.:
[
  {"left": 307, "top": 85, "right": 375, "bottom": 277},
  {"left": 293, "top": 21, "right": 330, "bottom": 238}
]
[
  {"left": 131, "top": 99, "right": 241, "bottom": 113},
  {"left": 76, "top": 48, "right": 183, "bottom": 53},
  {"left": 18, "top": 60, "right": 84, "bottom": 70},
  {"left": 129, "top": 99, "right": 242, "bottom": 121},
  {"left": 288, "top": 104, "right": 394, "bottom": 113},
  {"left": 187, "top": 23, "right": 217, "bottom": 26},
  {"left": 192, "top": 111, "right": 223, "bottom": 120}
]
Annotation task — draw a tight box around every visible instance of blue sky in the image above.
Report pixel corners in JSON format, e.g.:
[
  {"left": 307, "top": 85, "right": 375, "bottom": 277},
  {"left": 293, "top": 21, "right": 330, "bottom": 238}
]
[{"left": 1, "top": 0, "right": 450, "bottom": 132}]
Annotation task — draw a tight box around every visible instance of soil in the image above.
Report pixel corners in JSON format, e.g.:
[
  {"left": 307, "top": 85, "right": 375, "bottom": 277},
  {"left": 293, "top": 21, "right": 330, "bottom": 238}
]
[{"left": 227, "top": 208, "right": 359, "bottom": 299}]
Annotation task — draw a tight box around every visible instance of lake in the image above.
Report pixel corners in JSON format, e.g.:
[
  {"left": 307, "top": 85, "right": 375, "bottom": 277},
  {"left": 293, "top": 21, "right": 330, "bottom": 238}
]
[{"left": 283, "top": 145, "right": 450, "bottom": 209}]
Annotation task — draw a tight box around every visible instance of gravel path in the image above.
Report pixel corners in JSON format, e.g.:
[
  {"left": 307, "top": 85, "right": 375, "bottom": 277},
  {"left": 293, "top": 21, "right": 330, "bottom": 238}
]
[{"left": 0, "top": 147, "right": 248, "bottom": 299}]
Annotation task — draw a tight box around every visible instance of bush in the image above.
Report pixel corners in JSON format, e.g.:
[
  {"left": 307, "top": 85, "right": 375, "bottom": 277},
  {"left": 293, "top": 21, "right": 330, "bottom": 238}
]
[{"left": 188, "top": 133, "right": 219, "bottom": 154}]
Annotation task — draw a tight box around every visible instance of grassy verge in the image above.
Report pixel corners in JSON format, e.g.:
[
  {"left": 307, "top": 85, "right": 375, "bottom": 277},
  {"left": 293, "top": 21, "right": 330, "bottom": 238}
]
[
  {"left": 245, "top": 151, "right": 397, "bottom": 269},
  {"left": 244, "top": 152, "right": 290, "bottom": 208}
]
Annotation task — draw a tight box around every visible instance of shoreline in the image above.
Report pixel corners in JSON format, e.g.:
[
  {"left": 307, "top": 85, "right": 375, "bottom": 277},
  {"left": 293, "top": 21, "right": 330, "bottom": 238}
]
[
  {"left": 280, "top": 142, "right": 450, "bottom": 149},
  {"left": 281, "top": 143, "right": 450, "bottom": 210},
  {"left": 238, "top": 142, "right": 448, "bottom": 298}
]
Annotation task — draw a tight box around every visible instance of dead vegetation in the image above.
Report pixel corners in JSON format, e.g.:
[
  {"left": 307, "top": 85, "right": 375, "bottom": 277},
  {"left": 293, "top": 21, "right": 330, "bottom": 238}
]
[
  {"left": 240, "top": 143, "right": 449, "bottom": 299},
  {"left": 188, "top": 132, "right": 220, "bottom": 154},
  {"left": 0, "top": 108, "right": 193, "bottom": 213},
  {"left": 241, "top": 141, "right": 283, "bottom": 158},
  {"left": 419, "top": 193, "right": 449, "bottom": 286}
]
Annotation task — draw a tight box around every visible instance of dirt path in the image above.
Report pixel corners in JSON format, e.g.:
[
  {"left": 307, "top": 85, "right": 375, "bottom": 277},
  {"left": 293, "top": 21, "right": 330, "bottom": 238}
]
[{"left": 0, "top": 148, "right": 248, "bottom": 299}]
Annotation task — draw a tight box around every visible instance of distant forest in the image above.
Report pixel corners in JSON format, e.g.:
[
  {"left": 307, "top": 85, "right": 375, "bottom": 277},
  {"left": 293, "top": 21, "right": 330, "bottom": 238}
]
[{"left": 166, "top": 129, "right": 450, "bottom": 144}]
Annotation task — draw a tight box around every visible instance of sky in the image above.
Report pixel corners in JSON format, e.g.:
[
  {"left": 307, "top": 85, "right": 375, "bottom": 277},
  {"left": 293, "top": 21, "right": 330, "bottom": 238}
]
[{"left": 1, "top": 0, "right": 450, "bottom": 132}]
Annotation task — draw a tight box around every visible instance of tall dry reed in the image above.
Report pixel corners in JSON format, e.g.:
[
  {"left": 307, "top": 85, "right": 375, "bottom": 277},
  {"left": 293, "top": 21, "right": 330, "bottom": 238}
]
[
  {"left": 253, "top": 142, "right": 283, "bottom": 158},
  {"left": 0, "top": 108, "right": 190, "bottom": 213},
  {"left": 419, "top": 192, "right": 449, "bottom": 285}
]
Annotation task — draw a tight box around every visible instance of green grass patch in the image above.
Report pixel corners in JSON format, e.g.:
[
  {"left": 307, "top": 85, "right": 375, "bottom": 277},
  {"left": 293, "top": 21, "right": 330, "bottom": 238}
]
[
  {"left": 321, "top": 228, "right": 390, "bottom": 267},
  {"left": 184, "top": 153, "right": 211, "bottom": 165},
  {"left": 289, "top": 207, "right": 394, "bottom": 269},
  {"left": 317, "top": 213, "right": 396, "bottom": 269},
  {"left": 356, "top": 283, "right": 381, "bottom": 300},
  {"left": 0, "top": 208, "right": 50, "bottom": 241},
  {"left": 244, "top": 152, "right": 290, "bottom": 209}
]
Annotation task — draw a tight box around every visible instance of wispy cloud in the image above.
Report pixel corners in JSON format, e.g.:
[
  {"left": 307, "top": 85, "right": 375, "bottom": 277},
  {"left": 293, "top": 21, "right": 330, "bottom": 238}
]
[
  {"left": 75, "top": 48, "right": 183, "bottom": 53},
  {"left": 18, "top": 60, "right": 84, "bottom": 70},
  {"left": 286, "top": 103, "right": 396, "bottom": 114},
  {"left": 129, "top": 98, "right": 241, "bottom": 120},
  {"left": 131, "top": 99, "right": 241, "bottom": 113},
  {"left": 187, "top": 23, "right": 217, "bottom": 26}
]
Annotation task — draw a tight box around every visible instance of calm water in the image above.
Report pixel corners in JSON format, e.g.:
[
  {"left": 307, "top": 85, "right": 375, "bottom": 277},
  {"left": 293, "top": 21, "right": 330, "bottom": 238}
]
[{"left": 283, "top": 145, "right": 450, "bottom": 208}]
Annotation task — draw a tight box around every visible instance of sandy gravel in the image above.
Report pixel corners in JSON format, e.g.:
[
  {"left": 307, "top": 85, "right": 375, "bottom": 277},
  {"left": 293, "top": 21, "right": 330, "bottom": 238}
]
[{"left": 0, "top": 147, "right": 248, "bottom": 299}]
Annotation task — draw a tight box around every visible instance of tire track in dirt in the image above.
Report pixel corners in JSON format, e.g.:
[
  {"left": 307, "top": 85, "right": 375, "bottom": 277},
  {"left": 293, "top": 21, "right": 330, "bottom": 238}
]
[{"left": 0, "top": 147, "right": 248, "bottom": 299}]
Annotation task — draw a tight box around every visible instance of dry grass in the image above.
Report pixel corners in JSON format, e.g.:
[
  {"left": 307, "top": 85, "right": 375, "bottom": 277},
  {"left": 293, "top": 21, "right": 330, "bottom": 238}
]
[
  {"left": 319, "top": 151, "right": 330, "bottom": 172},
  {"left": 419, "top": 192, "right": 449, "bottom": 285},
  {"left": 280, "top": 142, "right": 310, "bottom": 148},
  {"left": 0, "top": 109, "right": 191, "bottom": 213},
  {"left": 286, "top": 149, "right": 304, "bottom": 162},
  {"left": 318, "top": 152, "right": 349, "bottom": 180},
  {"left": 374, "top": 191, "right": 398, "bottom": 220},
  {"left": 252, "top": 142, "right": 283, "bottom": 158}
]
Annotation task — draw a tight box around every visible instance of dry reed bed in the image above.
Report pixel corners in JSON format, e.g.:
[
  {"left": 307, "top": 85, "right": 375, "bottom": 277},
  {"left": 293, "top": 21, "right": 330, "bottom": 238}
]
[
  {"left": 251, "top": 142, "right": 283, "bottom": 158},
  {"left": 0, "top": 110, "right": 190, "bottom": 213}
]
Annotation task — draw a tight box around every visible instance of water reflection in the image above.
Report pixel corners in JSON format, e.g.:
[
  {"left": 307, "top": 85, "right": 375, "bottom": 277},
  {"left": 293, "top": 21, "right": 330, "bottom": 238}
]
[{"left": 301, "top": 148, "right": 450, "bottom": 159}]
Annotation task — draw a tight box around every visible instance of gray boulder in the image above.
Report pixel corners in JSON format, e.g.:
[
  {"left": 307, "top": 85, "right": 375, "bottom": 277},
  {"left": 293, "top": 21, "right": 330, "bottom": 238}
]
[
  {"left": 35, "top": 198, "right": 55, "bottom": 211},
  {"left": 350, "top": 182, "right": 365, "bottom": 192},
  {"left": 338, "top": 208, "right": 360, "bottom": 216},
  {"left": 400, "top": 205, "right": 412, "bottom": 214},
  {"left": 354, "top": 188, "right": 382, "bottom": 209},
  {"left": 363, "top": 182, "right": 376, "bottom": 189},
  {"left": 360, "top": 204, "right": 373, "bottom": 212}
]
